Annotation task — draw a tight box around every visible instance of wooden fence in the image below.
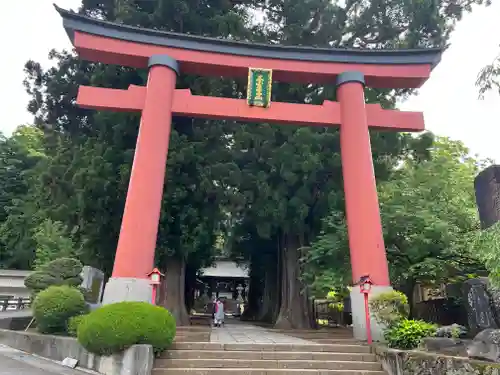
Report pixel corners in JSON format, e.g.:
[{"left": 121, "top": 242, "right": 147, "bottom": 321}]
[{"left": 314, "top": 300, "right": 352, "bottom": 326}]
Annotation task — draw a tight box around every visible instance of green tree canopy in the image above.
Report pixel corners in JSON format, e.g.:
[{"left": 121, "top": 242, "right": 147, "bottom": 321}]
[
  {"left": 0, "top": 125, "right": 45, "bottom": 269},
  {"left": 303, "top": 136, "right": 488, "bottom": 299},
  {"left": 471, "top": 224, "right": 500, "bottom": 286}
]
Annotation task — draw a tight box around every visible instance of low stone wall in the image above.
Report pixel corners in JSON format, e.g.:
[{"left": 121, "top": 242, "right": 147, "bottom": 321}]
[
  {"left": 0, "top": 310, "right": 33, "bottom": 330},
  {"left": 0, "top": 328, "right": 154, "bottom": 375},
  {"left": 374, "top": 345, "right": 500, "bottom": 375}
]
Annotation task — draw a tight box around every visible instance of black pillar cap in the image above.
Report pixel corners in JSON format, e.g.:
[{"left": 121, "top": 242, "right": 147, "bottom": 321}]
[
  {"left": 336, "top": 71, "right": 365, "bottom": 88},
  {"left": 148, "top": 55, "right": 180, "bottom": 76}
]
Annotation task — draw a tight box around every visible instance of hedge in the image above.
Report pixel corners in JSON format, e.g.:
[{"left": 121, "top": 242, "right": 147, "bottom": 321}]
[{"left": 77, "top": 301, "right": 176, "bottom": 355}]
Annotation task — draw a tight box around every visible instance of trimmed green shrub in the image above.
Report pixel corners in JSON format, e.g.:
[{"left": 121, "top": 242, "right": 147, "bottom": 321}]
[
  {"left": 384, "top": 319, "right": 437, "bottom": 350},
  {"left": 24, "top": 258, "right": 83, "bottom": 296},
  {"left": 42, "top": 258, "right": 83, "bottom": 282},
  {"left": 24, "top": 272, "right": 60, "bottom": 295},
  {"left": 67, "top": 314, "right": 87, "bottom": 337},
  {"left": 77, "top": 302, "right": 176, "bottom": 355},
  {"left": 369, "top": 290, "right": 409, "bottom": 327},
  {"left": 32, "top": 285, "right": 87, "bottom": 334}
]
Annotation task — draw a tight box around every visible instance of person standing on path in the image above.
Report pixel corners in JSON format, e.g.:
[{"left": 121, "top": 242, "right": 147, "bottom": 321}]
[
  {"left": 214, "top": 298, "right": 225, "bottom": 327},
  {"left": 211, "top": 297, "right": 216, "bottom": 319}
]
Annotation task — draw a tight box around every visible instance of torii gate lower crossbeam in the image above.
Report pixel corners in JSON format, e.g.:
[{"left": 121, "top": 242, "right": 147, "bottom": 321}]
[{"left": 56, "top": 5, "right": 442, "bottom": 340}]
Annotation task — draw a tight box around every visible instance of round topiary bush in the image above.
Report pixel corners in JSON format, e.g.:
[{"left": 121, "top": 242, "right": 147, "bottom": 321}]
[
  {"left": 32, "top": 285, "right": 87, "bottom": 334},
  {"left": 77, "top": 302, "right": 176, "bottom": 356}
]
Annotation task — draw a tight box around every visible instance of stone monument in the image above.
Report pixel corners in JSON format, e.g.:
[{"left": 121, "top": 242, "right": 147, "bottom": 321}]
[
  {"left": 80, "top": 266, "right": 105, "bottom": 304},
  {"left": 475, "top": 165, "right": 500, "bottom": 229},
  {"left": 463, "top": 278, "right": 499, "bottom": 335}
]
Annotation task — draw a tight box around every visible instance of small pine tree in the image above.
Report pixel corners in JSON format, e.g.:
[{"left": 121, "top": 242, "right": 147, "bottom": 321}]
[{"left": 33, "top": 219, "right": 74, "bottom": 269}]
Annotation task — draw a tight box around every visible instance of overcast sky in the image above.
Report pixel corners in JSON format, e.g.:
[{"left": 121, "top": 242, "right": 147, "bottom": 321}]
[{"left": 1, "top": 1, "right": 499, "bottom": 161}]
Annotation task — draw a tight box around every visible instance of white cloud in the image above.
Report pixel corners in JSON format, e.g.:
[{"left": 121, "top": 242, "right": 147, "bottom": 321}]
[{"left": 1, "top": 1, "right": 499, "bottom": 163}]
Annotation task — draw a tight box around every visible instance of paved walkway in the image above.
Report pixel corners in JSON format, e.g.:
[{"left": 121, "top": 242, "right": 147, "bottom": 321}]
[
  {"left": 210, "top": 323, "right": 315, "bottom": 344},
  {"left": 0, "top": 345, "right": 91, "bottom": 375}
]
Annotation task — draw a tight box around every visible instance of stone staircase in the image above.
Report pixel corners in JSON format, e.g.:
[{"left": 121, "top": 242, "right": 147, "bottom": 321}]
[{"left": 154, "top": 341, "right": 385, "bottom": 375}]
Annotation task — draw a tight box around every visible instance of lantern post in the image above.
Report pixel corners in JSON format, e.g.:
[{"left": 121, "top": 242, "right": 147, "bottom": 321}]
[
  {"left": 147, "top": 268, "right": 164, "bottom": 305},
  {"left": 359, "top": 275, "right": 373, "bottom": 344}
]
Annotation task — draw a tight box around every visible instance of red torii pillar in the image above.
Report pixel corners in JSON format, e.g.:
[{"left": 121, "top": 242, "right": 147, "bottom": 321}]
[
  {"left": 336, "top": 71, "right": 392, "bottom": 341},
  {"left": 336, "top": 71, "right": 390, "bottom": 287},
  {"left": 102, "top": 56, "right": 178, "bottom": 303}
]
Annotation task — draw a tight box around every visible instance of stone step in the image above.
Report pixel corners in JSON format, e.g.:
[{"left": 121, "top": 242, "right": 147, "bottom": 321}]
[
  {"left": 175, "top": 332, "right": 211, "bottom": 336},
  {"left": 175, "top": 326, "right": 212, "bottom": 342},
  {"left": 174, "top": 333, "right": 211, "bottom": 342},
  {"left": 177, "top": 326, "right": 212, "bottom": 332},
  {"left": 174, "top": 337, "right": 210, "bottom": 343},
  {"left": 157, "top": 359, "right": 381, "bottom": 371},
  {"left": 311, "top": 339, "right": 359, "bottom": 345},
  {"left": 152, "top": 369, "right": 385, "bottom": 375},
  {"left": 189, "top": 316, "right": 212, "bottom": 326},
  {"left": 269, "top": 329, "right": 353, "bottom": 335},
  {"left": 268, "top": 333, "right": 354, "bottom": 341},
  {"left": 169, "top": 343, "right": 371, "bottom": 354},
  {"left": 290, "top": 336, "right": 354, "bottom": 341},
  {"left": 283, "top": 333, "right": 353, "bottom": 339},
  {"left": 160, "top": 350, "right": 376, "bottom": 362}
]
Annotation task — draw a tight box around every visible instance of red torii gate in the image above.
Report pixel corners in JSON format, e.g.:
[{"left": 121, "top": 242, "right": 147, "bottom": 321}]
[{"left": 56, "top": 5, "right": 442, "bottom": 337}]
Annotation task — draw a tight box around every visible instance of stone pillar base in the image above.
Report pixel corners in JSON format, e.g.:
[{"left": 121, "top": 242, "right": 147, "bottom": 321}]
[
  {"left": 102, "top": 277, "right": 152, "bottom": 305},
  {"left": 350, "top": 285, "right": 393, "bottom": 342}
]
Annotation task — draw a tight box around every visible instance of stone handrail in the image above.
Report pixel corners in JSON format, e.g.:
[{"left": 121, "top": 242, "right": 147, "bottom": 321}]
[{"left": 0, "top": 297, "right": 30, "bottom": 312}]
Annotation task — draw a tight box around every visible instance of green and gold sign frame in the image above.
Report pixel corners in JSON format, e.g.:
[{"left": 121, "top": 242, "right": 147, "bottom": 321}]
[{"left": 247, "top": 68, "right": 273, "bottom": 108}]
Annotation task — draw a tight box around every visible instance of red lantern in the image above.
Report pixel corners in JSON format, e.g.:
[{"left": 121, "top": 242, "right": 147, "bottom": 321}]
[
  {"left": 359, "top": 275, "right": 373, "bottom": 294},
  {"left": 147, "top": 268, "right": 164, "bottom": 305},
  {"left": 358, "top": 275, "right": 373, "bottom": 344}
]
